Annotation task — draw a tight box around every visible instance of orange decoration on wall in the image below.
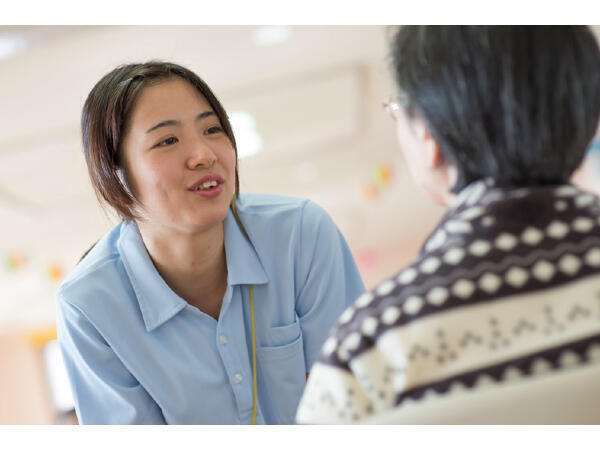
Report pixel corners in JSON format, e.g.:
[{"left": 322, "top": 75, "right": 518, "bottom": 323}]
[
  {"left": 48, "top": 264, "right": 64, "bottom": 282},
  {"left": 362, "top": 183, "right": 379, "bottom": 200}
]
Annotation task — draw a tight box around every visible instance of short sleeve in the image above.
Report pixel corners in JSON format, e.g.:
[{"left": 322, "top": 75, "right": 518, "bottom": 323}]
[
  {"left": 56, "top": 294, "right": 166, "bottom": 424},
  {"left": 295, "top": 201, "right": 366, "bottom": 371}
]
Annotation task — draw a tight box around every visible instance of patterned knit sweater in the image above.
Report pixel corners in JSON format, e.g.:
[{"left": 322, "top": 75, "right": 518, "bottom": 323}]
[{"left": 296, "top": 179, "right": 600, "bottom": 423}]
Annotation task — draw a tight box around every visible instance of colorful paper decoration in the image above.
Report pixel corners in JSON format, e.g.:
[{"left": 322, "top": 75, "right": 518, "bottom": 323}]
[
  {"left": 2, "top": 250, "right": 66, "bottom": 284},
  {"left": 356, "top": 249, "right": 378, "bottom": 272},
  {"left": 48, "top": 264, "right": 64, "bottom": 282},
  {"left": 361, "top": 183, "right": 379, "bottom": 200},
  {"left": 373, "top": 163, "right": 394, "bottom": 186},
  {"left": 6, "top": 252, "right": 27, "bottom": 271},
  {"left": 361, "top": 162, "right": 395, "bottom": 202}
]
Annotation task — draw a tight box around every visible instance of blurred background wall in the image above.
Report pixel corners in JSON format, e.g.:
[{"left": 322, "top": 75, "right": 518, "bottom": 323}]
[{"left": 0, "top": 25, "right": 599, "bottom": 424}]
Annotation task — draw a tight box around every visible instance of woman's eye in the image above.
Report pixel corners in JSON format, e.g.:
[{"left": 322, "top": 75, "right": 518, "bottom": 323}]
[
  {"left": 205, "top": 126, "right": 223, "bottom": 135},
  {"left": 156, "top": 136, "right": 178, "bottom": 147}
]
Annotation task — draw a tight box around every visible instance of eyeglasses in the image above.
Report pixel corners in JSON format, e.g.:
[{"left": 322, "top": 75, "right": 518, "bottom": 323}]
[{"left": 382, "top": 92, "right": 409, "bottom": 121}]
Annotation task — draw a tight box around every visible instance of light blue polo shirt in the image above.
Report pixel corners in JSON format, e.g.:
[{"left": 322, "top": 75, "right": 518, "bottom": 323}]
[{"left": 56, "top": 194, "right": 365, "bottom": 424}]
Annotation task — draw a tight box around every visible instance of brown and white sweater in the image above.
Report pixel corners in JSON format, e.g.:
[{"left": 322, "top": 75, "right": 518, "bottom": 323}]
[{"left": 296, "top": 179, "right": 600, "bottom": 423}]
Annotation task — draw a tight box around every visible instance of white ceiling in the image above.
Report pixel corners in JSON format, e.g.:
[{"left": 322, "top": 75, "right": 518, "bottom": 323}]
[{"left": 2, "top": 25, "right": 598, "bottom": 330}]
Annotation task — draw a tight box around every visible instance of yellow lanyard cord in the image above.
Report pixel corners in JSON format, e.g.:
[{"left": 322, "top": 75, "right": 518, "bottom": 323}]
[
  {"left": 231, "top": 197, "right": 258, "bottom": 425},
  {"left": 249, "top": 284, "right": 257, "bottom": 425}
]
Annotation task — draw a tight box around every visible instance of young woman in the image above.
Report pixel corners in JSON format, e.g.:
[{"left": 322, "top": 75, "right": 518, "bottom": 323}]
[{"left": 56, "top": 61, "right": 365, "bottom": 424}]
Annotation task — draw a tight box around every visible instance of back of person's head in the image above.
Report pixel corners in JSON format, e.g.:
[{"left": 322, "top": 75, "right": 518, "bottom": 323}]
[{"left": 391, "top": 26, "right": 600, "bottom": 193}]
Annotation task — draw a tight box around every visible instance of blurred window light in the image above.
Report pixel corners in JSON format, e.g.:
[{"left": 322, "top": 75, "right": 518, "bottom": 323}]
[
  {"left": 252, "top": 26, "right": 292, "bottom": 46},
  {"left": 43, "top": 339, "right": 75, "bottom": 414},
  {"left": 0, "top": 34, "right": 27, "bottom": 61},
  {"left": 229, "top": 110, "right": 263, "bottom": 159}
]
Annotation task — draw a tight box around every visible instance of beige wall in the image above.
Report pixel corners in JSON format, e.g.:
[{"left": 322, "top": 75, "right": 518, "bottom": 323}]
[{"left": 0, "top": 328, "right": 56, "bottom": 424}]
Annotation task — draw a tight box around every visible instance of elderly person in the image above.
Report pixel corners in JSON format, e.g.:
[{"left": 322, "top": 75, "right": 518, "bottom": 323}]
[{"left": 297, "top": 26, "right": 600, "bottom": 424}]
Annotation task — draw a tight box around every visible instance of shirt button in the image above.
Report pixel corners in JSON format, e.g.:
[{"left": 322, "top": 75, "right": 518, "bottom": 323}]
[
  {"left": 233, "top": 373, "right": 243, "bottom": 384},
  {"left": 219, "top": 334, "right": 228, "bottom": 345}
]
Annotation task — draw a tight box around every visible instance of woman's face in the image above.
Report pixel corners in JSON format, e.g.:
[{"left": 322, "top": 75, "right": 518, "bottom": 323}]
[{"left": 121, "top": 77, "right": 236, "bottom": 233}]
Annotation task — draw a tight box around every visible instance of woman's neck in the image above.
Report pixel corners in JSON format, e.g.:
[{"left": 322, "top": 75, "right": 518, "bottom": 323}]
[{"left": 136, "top": 220, "right": 228, "bottom": 319}]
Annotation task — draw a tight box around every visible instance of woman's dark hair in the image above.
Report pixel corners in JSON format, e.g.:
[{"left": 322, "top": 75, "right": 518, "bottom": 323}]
[
  {"left": 390, "top": 26, "right": 600, "bottom": 193},
  {"left": 81, "top": 61, "right": 239, "bottom": 221}
]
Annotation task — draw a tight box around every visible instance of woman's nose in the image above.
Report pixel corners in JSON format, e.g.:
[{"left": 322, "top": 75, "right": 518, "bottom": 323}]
[{"left": 186, "top": 138, "right": 217, "bottom": 170}]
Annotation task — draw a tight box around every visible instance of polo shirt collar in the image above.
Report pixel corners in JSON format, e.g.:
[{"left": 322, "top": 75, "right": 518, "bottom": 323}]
[
  {"left": 117, "top": 211, "right": 269, "bottom": 332},
  {"left": 117, "top": 222, "right": 187, "bottom": 332},
  {"left": 223, "top": 208, "right": 270, "bottom": 286}
]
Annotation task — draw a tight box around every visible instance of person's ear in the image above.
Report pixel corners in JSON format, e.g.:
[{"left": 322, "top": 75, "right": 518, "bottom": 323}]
[{"left": 416, "top": 120, "right": 442, "bottom": 169}]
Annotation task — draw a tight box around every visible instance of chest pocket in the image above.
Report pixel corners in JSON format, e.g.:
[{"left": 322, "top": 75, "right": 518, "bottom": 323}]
[{"left": 256, "top": 314, "right": 306, "bottom": 424}]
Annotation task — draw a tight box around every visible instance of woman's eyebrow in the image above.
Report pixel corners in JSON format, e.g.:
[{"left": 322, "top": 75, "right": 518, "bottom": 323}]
[
  {"left": 145, "top": 111, "right": 216, "bottom": 134},
  {"left": 146, "top": 119, "right": 179, "bottom": 134}
]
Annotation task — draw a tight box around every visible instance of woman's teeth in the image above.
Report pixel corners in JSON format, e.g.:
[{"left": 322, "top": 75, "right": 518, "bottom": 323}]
[{"left": 196, "top": 180, "right": 219, "bottom": 191}]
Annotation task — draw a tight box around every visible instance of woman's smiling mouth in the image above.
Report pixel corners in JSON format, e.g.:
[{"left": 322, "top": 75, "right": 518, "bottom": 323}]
[{"left": 189, "top": 174, "right": 224, "bottom": 198}]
